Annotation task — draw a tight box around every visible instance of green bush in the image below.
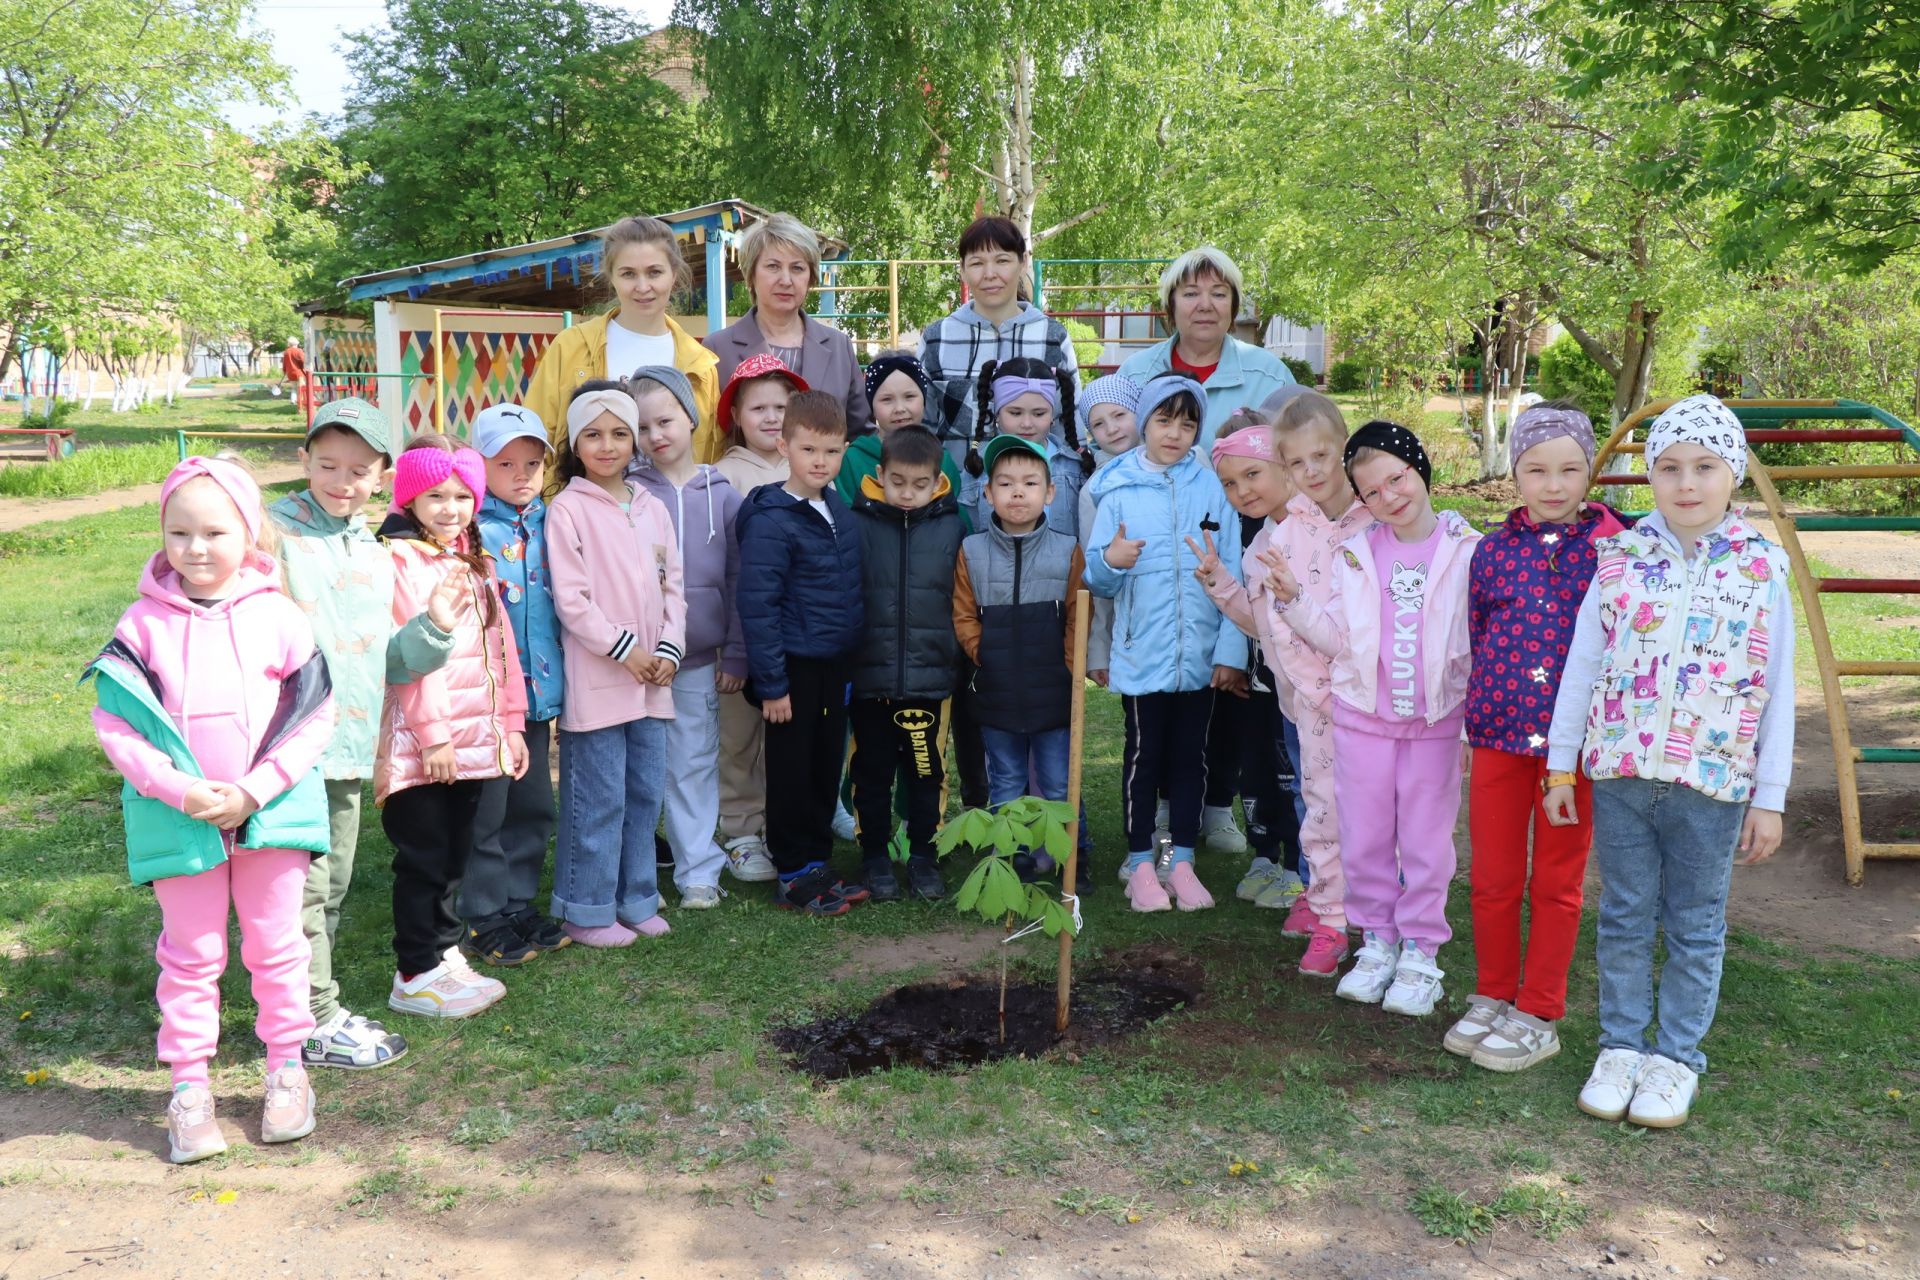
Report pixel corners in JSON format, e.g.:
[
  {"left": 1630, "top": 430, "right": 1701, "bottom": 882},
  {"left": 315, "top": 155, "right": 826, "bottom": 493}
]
[
  {"left": 1535, "top": 334, "right": 1614, "bottom": 420},
  {"left": 18, "top": 399, "right": 78, "bottom": 431},
  {"left": 1327, "top": 359, "right": 1369, "bottom": 394},
  {"left": 1061, "top": 319, "right": 1102, "bottom": 385},
  {"left": 1279, "top": 355, "right": 1314, "bottom": 385}
]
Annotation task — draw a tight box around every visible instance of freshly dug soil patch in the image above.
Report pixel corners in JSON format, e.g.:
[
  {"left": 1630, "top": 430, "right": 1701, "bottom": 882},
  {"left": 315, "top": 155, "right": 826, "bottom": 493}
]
[{"left": 771, "top": 960, "right": 1202, "bottom": 1080}]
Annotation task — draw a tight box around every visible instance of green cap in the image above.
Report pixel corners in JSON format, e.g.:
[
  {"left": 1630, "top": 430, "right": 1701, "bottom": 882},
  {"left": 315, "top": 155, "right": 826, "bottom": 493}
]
[
  {"left": 981, "top": 433, "right": 1050, "bottom": 476},
  {"left": 305, "top": 397, "right": 393, "bottom": 460}
]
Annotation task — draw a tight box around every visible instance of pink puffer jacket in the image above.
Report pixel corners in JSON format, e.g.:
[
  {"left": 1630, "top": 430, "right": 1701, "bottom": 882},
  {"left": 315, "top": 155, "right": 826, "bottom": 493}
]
[{"left": 374, "top": 527, "right": 526, "bottom": 804}]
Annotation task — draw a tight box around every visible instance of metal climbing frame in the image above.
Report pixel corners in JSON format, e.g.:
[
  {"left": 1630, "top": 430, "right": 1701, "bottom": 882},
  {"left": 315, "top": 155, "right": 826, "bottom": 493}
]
[
  {"left": 1033, "top": 258, "right": 1169, "bottom": 376},
  {"left": 1592, "top": 398, "right": 1920, "bottom": 884}
]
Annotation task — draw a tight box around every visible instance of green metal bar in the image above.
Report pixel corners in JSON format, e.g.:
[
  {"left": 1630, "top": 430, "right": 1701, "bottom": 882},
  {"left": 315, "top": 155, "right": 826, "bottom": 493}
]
[
  {"left": 1033, "top": 258, "right": 1173, "bottom": 265},
  {"left": 1793, "top": 516, "right": 1920, "bottom": 531},
  {"left": 177, "top": 430, "right": 189, "bottom": 462},
  {"left": 1857, "top": 747, "right": 1920, "bottom": 764}
]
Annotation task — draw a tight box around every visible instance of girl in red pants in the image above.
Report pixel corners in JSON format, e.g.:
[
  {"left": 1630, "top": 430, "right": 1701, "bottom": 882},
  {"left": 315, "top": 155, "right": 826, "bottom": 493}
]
[{"left": 1450, "top": 403, "right": 1624, "bottom": 1070}]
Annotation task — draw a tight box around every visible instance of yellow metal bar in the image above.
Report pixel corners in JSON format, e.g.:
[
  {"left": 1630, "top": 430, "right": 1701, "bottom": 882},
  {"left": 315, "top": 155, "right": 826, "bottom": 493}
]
[
  {"left": 1835, "top": 661, "right": 1920, "bottom": 676},
  {"left": 1862, "top": 843, "right": 1920, "bottom": 861},
  {"left": 1746, "top": 456, "right": 1869, "bottom": 884},
  {"left": 433, "top": 308, "right": 446, "bottom": 436}
]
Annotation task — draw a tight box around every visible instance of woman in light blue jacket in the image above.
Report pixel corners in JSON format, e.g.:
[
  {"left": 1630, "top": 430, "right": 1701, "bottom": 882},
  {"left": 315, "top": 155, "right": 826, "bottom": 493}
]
[
  {"left": 1116, "top": 247, "right": 1295, "bottom": 453},
  {"left": 1083, "top": 374, "right": 1247, "bottom": 915}
]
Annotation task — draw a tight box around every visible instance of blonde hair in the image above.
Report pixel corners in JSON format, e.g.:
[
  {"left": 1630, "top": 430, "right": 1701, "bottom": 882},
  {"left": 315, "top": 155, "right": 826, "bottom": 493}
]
[
  {"left": 736, "top": 212, "right": 821, "bottom": 301},
  {"left": 1158, "top": 246, "right": 1244, "bottom": 323},
  {"left": 596, "top": 217, "right": 692, "bottom": 307},
  {"left": 1272, "top": 390, "right": 1349, "bottom": 443}
]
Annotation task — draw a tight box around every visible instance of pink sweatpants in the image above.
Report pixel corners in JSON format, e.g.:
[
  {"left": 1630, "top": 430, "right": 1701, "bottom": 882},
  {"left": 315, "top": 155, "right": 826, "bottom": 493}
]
[
  {"left": 1331, "top": 722, "right": 1462, "bottom": 950},
  {"left": 1294, "top": 696, "right": 1349, "bottom": 929},
  {"left": 151, "top": 848, "right": 315, "bottom": 1086}
]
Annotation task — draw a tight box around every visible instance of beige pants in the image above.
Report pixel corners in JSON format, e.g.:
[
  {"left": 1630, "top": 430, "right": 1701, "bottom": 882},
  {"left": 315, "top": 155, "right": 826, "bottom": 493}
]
[
  {"left": 302, "top": 778, "right": 363, "bottom": 1023},
  {"left": 716, "top": 688, "right": 766, "bottom": 841}
]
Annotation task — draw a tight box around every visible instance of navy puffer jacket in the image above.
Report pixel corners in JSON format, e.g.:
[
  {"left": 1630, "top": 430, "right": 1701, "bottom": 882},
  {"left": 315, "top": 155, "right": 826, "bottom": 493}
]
[{"left": 735, "top": 484, "right": 864, "bottom": 700}]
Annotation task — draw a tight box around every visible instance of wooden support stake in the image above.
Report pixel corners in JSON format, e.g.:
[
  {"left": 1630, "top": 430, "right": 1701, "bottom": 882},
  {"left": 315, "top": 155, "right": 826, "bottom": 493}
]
[{"left": 1056, "top": 588, "right": 1092, "bottom": 1033}]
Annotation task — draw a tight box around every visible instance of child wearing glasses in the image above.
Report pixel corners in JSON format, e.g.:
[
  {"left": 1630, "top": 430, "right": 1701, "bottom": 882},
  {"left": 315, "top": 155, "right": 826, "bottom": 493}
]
[{"left": 1263, "top": 422, "right": 1480, "bottom": 1015}]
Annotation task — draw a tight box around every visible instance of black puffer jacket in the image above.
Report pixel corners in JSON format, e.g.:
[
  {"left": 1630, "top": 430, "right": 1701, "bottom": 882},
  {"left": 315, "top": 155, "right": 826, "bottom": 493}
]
[{"left": 850, "top": 474, "right": 963, "bottom": 700}]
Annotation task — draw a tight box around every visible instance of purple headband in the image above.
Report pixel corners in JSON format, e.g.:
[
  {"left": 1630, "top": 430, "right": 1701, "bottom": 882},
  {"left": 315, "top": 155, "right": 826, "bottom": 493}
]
[
  {"left": 991, "top": 375, "right": 1059, "bottom": 414},
  {"left": 1508, "top": 405, "right": 1595, "bottom": 470}
]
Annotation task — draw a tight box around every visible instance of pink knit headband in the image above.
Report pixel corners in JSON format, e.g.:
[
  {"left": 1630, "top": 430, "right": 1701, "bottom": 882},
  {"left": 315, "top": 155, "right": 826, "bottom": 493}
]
[
  {"left": 392, "top": 444, "right": 485, "bottom": 512},
  {"left": 1210, "top": 424, "right": 1274, "bottom": 467},
  {"left": 160, "top": 456, "right": 263, "bottom": 545}
]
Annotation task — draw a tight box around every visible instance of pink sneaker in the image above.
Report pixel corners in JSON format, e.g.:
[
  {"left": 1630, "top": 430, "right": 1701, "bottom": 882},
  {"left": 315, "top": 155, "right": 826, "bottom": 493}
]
[
  {"left": 166, "top": 1085, "right": 227, "bottom": 1164},
  {"left": 1167, "top": 862, "right": 1214, "bottom": 911},
  {"left": 564, "top": 922, "right": 638, "bottom": 948},
  {"left": 620, "top": 915, "right": 672, "bottom": 938},
  {"left": 1126, "top": 861, "right": 1171, "bottom": 912},
  {"left": 1281, "top": 894, "right": 1319, "bottom": 938},
  {"left": 260, "top": 1065, "right": 316, "bottom": 1144},
  {"left": 1297, "top": 924, "right": 1350, "bottom": 978}
]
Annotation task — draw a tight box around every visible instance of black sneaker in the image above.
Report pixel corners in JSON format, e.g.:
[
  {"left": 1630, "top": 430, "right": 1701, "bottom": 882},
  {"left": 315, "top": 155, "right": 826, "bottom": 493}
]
[
  {"left": 463, "top": 919, "right": 536, "bottom": 966},
  {"left": 776, "top": 867, "right": 852, "bottom": 917},
  {"left": 508, "top": 906, "right": 570, "bottom": 953},
  {"left": 1011, "top": 851, "right": 1057, "bottom": 883},
  {"left": 905, "top": 856, "right": 946, "bottom": 900},
  {"left": 828, "top": 875, "right": 872, "bottom": 905},
  {"left": 863, "top": 858, "right": 902, "bottom": 902},
  {"left": 655, "top": 832, "right": 675, "bottom": 873}
]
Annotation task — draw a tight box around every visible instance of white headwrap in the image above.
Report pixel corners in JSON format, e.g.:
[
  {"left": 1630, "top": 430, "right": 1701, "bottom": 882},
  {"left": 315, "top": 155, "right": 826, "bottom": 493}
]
[
  {"left": 565, "top": 389, "right": 640, "bottom": 447},
  {"left": 1645, "top": 394, "right": 1747, "bottom": 483}
]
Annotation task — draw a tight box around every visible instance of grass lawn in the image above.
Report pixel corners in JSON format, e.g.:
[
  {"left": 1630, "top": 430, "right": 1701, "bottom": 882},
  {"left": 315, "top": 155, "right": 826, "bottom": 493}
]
[
  {"left": 0, "top": 393, "right": 304, "bottom": 498},
  {"left": 1, "top": 498, "right": 1916, "bottom": 1245}
]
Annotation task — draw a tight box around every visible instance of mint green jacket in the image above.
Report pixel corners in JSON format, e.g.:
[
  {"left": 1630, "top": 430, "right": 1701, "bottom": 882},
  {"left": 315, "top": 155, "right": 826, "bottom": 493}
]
[
  {"left": 269, "top": 490, "right": 454, "bottom": 779},
  {"left": 85, "top": 642, "right": 333, "bottom": 885}
]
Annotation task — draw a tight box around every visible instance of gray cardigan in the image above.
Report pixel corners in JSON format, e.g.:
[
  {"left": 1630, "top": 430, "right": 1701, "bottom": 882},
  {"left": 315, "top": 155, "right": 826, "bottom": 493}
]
[{"left": 703, "top": 307, "right": 869, "bottom": 436}]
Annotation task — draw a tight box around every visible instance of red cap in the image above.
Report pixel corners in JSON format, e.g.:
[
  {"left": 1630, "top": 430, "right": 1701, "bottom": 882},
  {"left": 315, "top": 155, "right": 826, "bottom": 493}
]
[{"left": 717, "top": 353, "right": 809, "bottom": 431}]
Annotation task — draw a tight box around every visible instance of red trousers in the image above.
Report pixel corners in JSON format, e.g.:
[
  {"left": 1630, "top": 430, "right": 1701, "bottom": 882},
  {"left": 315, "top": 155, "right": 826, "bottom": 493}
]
[{"left": 1467, "top": 747, "right": 1593, "bottom": 1021}]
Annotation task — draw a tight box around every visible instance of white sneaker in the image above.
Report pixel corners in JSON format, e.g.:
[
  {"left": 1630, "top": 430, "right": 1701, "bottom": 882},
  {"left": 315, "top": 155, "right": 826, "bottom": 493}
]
[
  {"left": 389, "top": 962, "right": 504, "bottom": 1020},
  {"left": 1200, "top": 804, "right": 1248, "bottom": 854},
  {"left": 679, "top": 884, "right": 723, "bottom": 909},
  {"left": 442, "top": 945, "right": 507, "bottom": 1001},
  {"left": 831, "top": 800, "right": 857, "bottom": 842},
  {"left": 1236, "top": 857, "right": 1281, "bottom": 901},
  {"left": 1626, "top": 1055, "right": 1698, "bottom": 1128},
  {"left": 1471, "top": 1009, "right": 1561, "bottom": 1073},
  {"left": 1577, "top": 1048, "right": 1647, "bottom": 1121},
  {"left": 1335, "top": 932, "right": 1399, "bottom": 1004},
  {"left": 166, "top": 1085, "right": 227, "bottom": 1164},
  {"left": 724, "top": 836, "right": 777, "bottom": 882},
  {"left": 303, "top": 1007, "right": 408, "bottom": 1070},
  {"left": 1443, "top": 994, "right": 1510, "bottom": 1057},
  {"left": 1380, "top": 941, "right": 1444, "bottom": 1016}
]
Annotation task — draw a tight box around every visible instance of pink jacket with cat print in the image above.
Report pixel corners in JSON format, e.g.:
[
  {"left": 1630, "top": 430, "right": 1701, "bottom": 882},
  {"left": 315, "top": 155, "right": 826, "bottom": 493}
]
[{"left": 1280, "top": 509, "right": 1481, "bottom": 725}]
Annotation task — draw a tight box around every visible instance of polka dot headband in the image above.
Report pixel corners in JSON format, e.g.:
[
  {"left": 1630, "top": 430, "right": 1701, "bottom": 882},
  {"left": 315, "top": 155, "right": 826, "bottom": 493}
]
[{"left": 1343, "top": 419, "right": 1431, "bottom": 489}]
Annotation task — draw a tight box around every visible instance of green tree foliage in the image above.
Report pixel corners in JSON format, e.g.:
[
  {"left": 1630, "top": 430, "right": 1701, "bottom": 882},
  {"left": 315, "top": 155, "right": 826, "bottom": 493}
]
[
  {"left": 1535, "top": 333, "right": 1615, "bottom": 422},
  {"left": 1565, "top": 0, "right": 1920, "bottom": 272},
  {"left": 311, "top": 0, "right": 717, "bottom": 290},
  {"left": 0, "top": 0, "right": 320, "bottom": 380}
]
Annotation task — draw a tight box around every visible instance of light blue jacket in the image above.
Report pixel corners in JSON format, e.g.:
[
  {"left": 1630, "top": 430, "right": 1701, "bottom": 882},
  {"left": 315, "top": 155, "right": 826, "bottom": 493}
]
[
  {"left": 477, "top": 493, "right": 564, "bottom": 723},
  {"left": 1116, "top": 336, "right": 1296, "bottom": 452},
  {"left": 1082, "top": 448, "right": 1247, "bottom": 695}
]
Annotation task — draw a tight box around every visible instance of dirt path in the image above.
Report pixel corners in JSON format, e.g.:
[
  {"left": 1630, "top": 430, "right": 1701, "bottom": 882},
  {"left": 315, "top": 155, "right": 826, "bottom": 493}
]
[{"left": 0, "top": 463, "right": 305, "bottom": 534}]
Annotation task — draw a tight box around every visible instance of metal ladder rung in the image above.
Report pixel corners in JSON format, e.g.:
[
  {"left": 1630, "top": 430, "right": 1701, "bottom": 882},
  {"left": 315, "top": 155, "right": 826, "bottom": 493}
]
[
  {"left": 1853, "top": 747, "right": 1920, "bottom": 764},
  {"left": 1834, "top": 661, "right": 1920, "bottom": 677}
]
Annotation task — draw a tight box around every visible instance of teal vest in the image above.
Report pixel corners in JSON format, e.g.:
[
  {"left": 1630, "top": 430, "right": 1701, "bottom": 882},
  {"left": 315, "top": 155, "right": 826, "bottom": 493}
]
[{"left": 85, "top": 641, "right": 332, "bottom": 885}]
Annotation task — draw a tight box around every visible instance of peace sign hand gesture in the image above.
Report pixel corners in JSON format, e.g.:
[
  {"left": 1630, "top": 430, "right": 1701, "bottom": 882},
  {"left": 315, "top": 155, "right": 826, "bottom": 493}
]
[
  {"left": 1185, "top": 529, "right": 1224, "bottom": 589},
  {"left": 1258, "top": 546, "right": 1300, "bottom": 603}
]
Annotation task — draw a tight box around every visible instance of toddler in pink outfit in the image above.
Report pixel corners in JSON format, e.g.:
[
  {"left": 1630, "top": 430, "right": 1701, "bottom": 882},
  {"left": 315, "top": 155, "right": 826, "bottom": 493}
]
[{"left": 88, "top": 457, "right": 336, "bottom": 1163}]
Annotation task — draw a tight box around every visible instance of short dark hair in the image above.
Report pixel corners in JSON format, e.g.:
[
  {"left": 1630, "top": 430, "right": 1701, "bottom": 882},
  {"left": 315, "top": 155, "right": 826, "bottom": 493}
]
[
  {"left": 957, "top": 215, "right": 1025, "bottom": 260},
  {"left": 1145, "top": 387, "right": 1203, "bottom": 431},
  {"left": 783, "top": 390, "right": 847, "bottom": 440},
  {"left": 879, "top": 425, "right": 943, "bottom": 473}
]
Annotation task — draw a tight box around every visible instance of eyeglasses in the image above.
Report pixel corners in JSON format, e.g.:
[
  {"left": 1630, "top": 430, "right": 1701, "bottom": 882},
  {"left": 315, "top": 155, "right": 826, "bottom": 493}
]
[{"left": 1358, "top": 467, "right": 1419, "bottom": 506}]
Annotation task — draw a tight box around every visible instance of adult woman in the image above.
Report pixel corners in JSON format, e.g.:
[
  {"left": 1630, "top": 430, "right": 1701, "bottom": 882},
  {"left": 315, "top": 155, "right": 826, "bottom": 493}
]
[
  {"left": 524, "top": 216, "right": 720, "bottom": 465},
  {"left": 1117, "top": 246, "right": 1294, "bottom": 451},
  {"left": 704, "top": 213, "right": 868, "bottom": 449},
  {"left": 920, "top": 215, "right": 1077, "bottom": 470}
]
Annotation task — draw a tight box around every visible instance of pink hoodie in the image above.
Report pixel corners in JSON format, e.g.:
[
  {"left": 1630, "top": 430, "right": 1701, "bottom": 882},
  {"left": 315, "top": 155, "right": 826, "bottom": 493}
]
[
  {"left": 1281, "top": 509, "right": 1482, "bottom": 726},
  {"left": 545, "top": 476, "right": 688, "bottom": 733},
  {"left": 93, "top": 551, "right": 334, "bottom": 812},
  {"left": 373, "top": 532, "right": 527, "bottom": 802},
  {"left": 1238, "top": 492, "right": 1375, "bottom": 718}
]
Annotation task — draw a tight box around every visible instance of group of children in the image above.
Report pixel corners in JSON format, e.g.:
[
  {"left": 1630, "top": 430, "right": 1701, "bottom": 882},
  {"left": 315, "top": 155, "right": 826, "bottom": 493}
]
[{"left": 94, "top": 315, "right": 1790, "bottom": 1159}]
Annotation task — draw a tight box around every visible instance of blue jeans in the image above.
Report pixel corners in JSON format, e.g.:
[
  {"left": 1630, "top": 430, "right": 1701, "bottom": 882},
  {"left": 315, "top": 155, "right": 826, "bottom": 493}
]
[
  {"left": 1591, "top": 778, "right": 1746, "bottom": 1074},
  {"left": 553, "top": 718, "right": 666, "bottom": 927},
  {"left": 980, "top": 725, "right": 1071, "bottom": 808}
]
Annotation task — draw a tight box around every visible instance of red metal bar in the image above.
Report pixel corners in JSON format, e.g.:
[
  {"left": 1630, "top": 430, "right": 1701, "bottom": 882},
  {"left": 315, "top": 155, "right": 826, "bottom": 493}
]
[
  {"left": 1047, "top": 309, "right": 1160, "bottom": 320},
  {"left": 1594, "top": 474, "right": 1650, "bottom": 485},
  {"left": 1818, "top": 578, "right": 1920, "bottom": 594},
  {"left": 1742, "top": 428, "right": 1902, "bottom": 443}
]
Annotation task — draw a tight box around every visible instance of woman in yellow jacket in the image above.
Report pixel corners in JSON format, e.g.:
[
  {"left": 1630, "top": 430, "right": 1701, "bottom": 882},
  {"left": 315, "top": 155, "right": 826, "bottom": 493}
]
[{"left": 524, "top": 216, "right": 722, "bottom": 467}]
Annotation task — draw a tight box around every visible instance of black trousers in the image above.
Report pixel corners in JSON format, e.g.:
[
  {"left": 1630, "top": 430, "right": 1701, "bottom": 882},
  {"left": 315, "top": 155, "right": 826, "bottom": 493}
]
[
  {"left": 764, "top": 656, "right": 851, "bottom": 875},
  {"left": 460, "top": 717, "right": 555, "bottom": 927},
  {"left": 849, "top": 697, "right": 946, "bottom": 861},
  {"left": 1203, "top": 686, "right": 1246, "bottom": 808},
  {"left": 384, "top": 778, "right": 487, "bottom": 975},
  {"left": 1122, "top": 689, "right": 1215, "bottom": 852},
  {"left": 1242, "top": 682, "right": 1303, "bottom": 870},
  {"left": 949, "top": 669, "right": 989, "bottom": 810}
]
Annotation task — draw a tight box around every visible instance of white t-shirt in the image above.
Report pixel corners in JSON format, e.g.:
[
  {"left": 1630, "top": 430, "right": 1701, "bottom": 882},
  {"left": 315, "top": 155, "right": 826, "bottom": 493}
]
[
  {"left": 605, "top": 319, "right": 676, "bottom": 381},
  {"left": 786, "top": 486, "right": 833, "bottom": 526}
]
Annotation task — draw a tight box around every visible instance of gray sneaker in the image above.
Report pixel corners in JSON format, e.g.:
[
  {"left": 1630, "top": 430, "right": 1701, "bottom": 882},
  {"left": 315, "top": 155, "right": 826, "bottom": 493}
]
[
  {"left": 1472, "top": 1009, "right": 1561, "bottom": 1073},
  {"left": 1443, "top": 994, "right": 1510, "bottom": 1057},
  {"left": 679, "top": 884, "right": 723, "bottom": 910}
]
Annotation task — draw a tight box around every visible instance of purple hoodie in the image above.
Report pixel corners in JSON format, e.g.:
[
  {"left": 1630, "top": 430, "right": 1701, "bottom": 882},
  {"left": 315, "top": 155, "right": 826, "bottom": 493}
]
[{"left": 631, "top": 462, "right": 746, "bottom": 676}]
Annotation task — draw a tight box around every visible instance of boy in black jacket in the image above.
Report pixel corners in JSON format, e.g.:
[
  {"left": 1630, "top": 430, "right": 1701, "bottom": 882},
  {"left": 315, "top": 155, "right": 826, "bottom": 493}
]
[
  {"left": 848, "top": 427, "right": 964, "bottom": 902},
  {"left": 736, "top": 392, "right": 867, "bottom": 916}
]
